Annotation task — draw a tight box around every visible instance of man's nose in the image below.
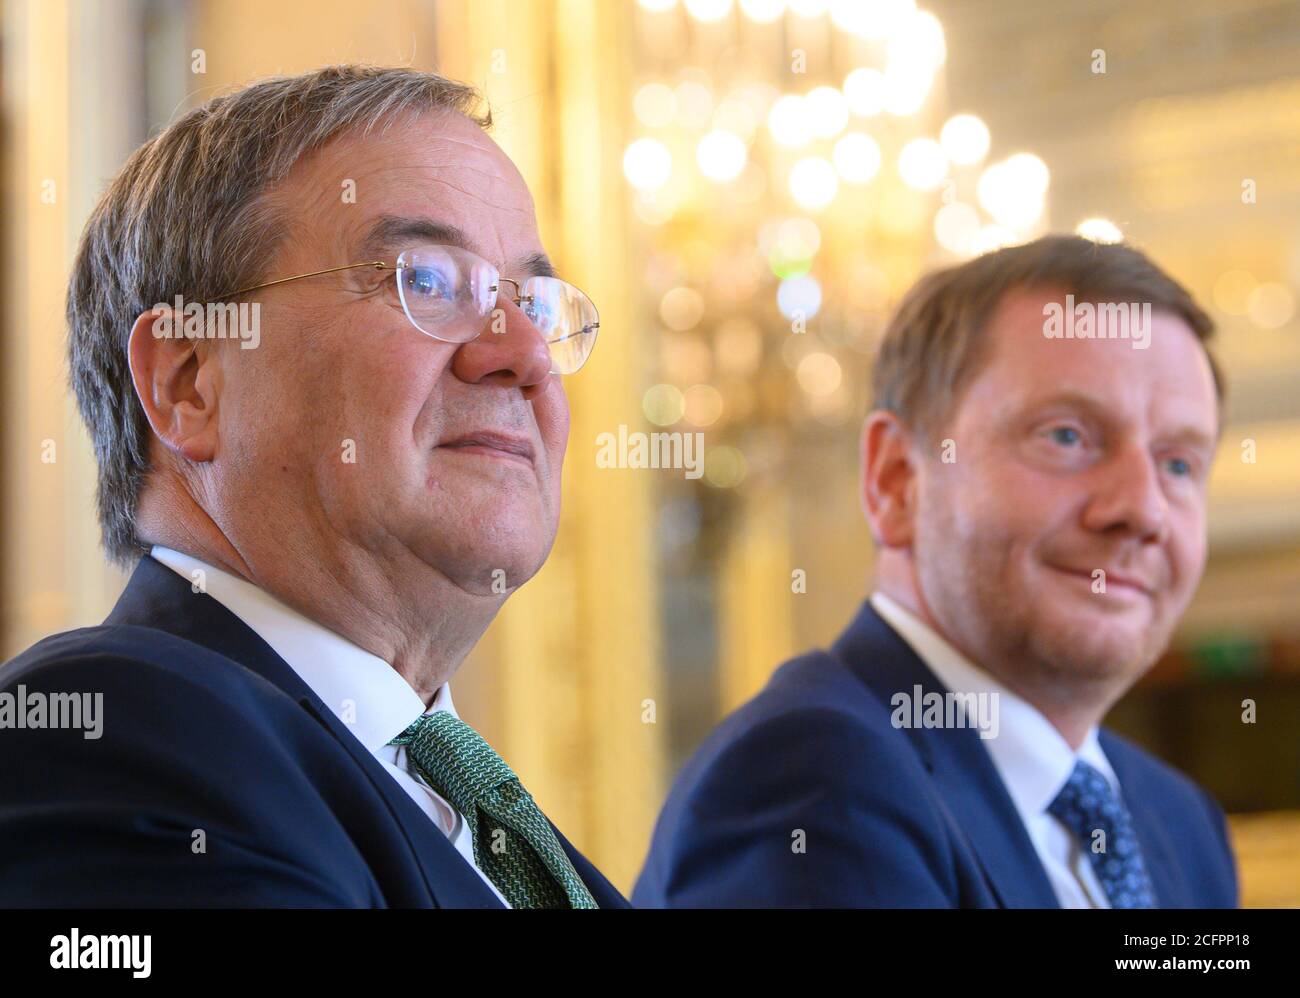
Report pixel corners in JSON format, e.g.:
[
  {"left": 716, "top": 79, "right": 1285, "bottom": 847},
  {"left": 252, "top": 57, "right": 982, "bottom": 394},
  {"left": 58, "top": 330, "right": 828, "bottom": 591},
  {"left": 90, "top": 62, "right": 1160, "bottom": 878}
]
[
  {"left": 1081, "top": 441, "right": 1170, "bottom": 544},
  {"left": 450, "top": 294, "right": 553, "bottom": 394}
]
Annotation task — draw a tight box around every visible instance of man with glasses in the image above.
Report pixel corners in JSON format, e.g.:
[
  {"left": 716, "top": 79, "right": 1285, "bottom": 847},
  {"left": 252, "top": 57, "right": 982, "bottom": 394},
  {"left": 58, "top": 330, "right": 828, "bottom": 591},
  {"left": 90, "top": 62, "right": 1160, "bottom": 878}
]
[{"left": 0, "top": 66, "right": 618, "bottom": 908}]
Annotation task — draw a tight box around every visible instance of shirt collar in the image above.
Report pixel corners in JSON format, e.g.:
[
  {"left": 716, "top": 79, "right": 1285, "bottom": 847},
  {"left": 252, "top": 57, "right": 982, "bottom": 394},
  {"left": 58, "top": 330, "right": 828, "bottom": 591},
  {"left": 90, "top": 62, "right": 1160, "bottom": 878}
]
[
  {"left": 869, "top": 590, "right": 1118, "bottom": 816},
  {"left": 150, "top": 546, "right": 455, "bottom": 753}
]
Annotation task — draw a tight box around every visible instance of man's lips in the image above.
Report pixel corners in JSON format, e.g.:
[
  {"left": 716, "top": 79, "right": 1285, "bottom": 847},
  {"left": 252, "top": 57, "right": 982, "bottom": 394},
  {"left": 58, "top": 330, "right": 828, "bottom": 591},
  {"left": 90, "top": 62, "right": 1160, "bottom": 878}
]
[
  {"left": 437, "top": 431, "right": 536, "bottom": 466},
  {"left": 1051, "top": 565, "right": 1155, "bottom": 598}
]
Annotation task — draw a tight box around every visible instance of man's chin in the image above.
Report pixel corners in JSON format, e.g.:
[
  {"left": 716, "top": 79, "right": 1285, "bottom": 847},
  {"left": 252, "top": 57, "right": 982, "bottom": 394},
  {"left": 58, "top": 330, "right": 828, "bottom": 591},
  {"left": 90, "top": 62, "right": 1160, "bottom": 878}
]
[
  {"left": 1033, "top": 611, "right": 1160, "bottom": 681},
  {"left": 438, "top": 540, "right": 545, "bottom": 589}
]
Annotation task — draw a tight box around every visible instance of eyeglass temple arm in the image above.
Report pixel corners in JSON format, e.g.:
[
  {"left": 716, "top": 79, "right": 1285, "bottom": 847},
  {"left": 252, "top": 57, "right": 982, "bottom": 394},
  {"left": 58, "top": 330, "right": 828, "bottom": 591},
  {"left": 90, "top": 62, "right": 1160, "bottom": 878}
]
[
  {"left": 547, "top": 324, "right": 600, "bottom": 346},
  {"left": 218, "top": 260, "right": 390, "bottom": 300}
]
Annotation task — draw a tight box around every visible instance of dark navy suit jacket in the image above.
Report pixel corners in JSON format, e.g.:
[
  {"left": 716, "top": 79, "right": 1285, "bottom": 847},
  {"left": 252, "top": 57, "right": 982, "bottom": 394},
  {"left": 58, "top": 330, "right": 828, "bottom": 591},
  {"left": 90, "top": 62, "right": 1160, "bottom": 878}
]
[
  {"left": 634, "top": 601, "right": 1238, "bottom": 908},
  {"left": 0, "top": 555, "right": 627, "bottom": 908}
]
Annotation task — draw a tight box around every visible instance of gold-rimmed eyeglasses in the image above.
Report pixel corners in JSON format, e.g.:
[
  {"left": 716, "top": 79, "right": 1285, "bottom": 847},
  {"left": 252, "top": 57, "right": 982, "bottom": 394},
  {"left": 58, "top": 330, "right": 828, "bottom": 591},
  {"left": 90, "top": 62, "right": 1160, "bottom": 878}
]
[{"left": 217, "top": 243, "right": 600, "bottom": 375}]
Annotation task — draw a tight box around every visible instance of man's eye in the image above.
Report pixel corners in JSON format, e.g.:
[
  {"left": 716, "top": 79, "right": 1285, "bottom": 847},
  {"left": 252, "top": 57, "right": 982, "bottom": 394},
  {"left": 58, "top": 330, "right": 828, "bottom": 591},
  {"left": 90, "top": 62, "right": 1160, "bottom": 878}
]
[
  {"left": 1048, "top": 426, "right": 1082, "bottom": 446},
  {"left": 404, "top": 266, "right": 455, "bottom": 299},
  {"left": 1164, "top": 456, "right": 1192, "bottom": 477}
]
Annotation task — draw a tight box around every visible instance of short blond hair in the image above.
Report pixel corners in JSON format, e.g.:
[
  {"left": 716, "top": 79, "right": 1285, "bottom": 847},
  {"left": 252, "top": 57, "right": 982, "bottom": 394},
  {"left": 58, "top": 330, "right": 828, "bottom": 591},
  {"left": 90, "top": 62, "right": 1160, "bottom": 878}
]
[{"left": 871, "top": 234, "right": 1224, "bottom": 444}]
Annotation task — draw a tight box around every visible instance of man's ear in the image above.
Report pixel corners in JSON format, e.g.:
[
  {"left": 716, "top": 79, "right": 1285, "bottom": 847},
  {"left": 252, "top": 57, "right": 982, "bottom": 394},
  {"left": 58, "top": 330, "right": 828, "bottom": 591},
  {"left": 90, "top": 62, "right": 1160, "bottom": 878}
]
[
  {"left": 860, "top": 409, "right": 920, "bottom": 548},
  {"left": 127, "top": 306, "right": 221, "bottom": 464}
]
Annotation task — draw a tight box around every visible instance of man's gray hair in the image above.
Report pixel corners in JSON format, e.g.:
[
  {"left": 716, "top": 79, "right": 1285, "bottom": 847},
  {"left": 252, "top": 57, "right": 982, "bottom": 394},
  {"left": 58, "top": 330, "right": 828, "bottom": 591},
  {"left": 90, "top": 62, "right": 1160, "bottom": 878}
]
[{"left": 67, "top": 65, "right": 490, "bottom": 565}]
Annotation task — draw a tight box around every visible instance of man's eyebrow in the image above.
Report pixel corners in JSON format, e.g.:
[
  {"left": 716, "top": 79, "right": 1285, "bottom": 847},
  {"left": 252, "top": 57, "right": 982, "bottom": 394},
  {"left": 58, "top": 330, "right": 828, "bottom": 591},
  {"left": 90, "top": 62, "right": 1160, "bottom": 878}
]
[
  {"left": 359, "top": 216, "right": 471, "bottom": 258},
  {"left": 1023, "top": 389, "right": 1116, "bottom": 418},
  {"left": 520, "top": 252, "right": 556, "bottom": 279},
  {"left": 359, "top": 215, "right": 557, "bottom": 279},
  {"left": 1160, "top": 425, "right": 1220, "bottom": 452}
]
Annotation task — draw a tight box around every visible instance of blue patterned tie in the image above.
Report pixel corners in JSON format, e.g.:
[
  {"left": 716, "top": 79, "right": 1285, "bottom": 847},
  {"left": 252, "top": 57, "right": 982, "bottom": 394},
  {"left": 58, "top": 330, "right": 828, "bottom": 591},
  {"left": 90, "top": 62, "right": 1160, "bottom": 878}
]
[{"left": 1048, "top": 759, "right": 1158, "bottom": 908}]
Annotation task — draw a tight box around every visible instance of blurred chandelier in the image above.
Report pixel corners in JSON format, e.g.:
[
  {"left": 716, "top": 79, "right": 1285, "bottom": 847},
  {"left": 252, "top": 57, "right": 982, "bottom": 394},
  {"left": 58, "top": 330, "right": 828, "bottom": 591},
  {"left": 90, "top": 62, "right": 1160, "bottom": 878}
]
[{"left": 624, "top": 0, "right": 1054, "bottom": 495}]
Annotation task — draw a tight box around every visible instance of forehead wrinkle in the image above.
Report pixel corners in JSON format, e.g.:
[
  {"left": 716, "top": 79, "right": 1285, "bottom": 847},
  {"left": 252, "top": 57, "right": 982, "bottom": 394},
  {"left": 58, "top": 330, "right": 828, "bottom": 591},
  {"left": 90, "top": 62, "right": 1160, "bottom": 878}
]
[
  {"left": 421, "top": 176, "right": 533, "bottom": 216},
  {"left": 293, "top": 132, "right": 544, "bottom": 268}
]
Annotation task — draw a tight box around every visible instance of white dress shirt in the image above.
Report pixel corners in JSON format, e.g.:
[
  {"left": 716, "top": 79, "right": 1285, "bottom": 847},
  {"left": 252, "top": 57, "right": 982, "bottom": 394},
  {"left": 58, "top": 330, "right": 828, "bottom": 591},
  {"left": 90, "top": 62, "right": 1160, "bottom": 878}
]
[
  {"left": 870, "top": 590, "right": 1119, "bottom": 908},
  {"left": 151, "top": 545, "right": 508, "bottom": 906}
]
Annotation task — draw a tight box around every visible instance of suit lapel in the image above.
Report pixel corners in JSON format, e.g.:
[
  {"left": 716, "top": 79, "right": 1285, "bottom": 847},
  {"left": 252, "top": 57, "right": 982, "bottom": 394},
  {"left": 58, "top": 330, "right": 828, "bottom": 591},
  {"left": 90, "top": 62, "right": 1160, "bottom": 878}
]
[
  {"left": 293, "top": 695, "right": 503, "bottom": 908},
  {"left": 107, "top": 556, "right": 502, "bottom": 908},
  {"left": 831, "top": 601, "right": 1061, "bottom": 908}
]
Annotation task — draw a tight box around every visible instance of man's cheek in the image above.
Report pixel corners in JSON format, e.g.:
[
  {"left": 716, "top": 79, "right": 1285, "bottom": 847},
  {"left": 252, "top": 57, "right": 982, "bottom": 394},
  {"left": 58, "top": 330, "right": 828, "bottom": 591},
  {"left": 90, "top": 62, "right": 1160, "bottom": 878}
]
[
  {"left": 535, "top": 384, "right": 570, "bottom": 457},
  {"left": 1174, "top": 539, "right": 1208, "bottom": 603}
]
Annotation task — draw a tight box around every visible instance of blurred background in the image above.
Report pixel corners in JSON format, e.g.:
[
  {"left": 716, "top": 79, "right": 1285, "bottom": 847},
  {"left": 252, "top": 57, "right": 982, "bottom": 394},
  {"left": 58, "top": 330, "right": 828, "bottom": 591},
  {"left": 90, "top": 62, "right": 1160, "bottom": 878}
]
[{"left": 2, "top": 0, "right": 1297, "bottom": 903}]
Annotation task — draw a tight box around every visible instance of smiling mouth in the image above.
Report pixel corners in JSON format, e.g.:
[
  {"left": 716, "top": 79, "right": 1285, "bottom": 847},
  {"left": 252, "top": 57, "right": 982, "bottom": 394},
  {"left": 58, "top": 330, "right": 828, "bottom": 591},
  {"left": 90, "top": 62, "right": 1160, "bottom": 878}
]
[
  {"left": 1051, "top": 565, "right": 1154, "bottom": 599},
  {"left": 437, "top": 432, "right": 536, "bottom": 467}
]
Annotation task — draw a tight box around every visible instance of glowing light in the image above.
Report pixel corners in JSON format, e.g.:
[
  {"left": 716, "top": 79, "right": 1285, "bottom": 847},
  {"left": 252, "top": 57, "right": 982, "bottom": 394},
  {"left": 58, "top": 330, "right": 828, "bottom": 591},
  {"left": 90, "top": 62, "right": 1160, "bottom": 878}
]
[
  {"left": 809, "top": 384, "right": 855, "bottom": 425},
  {"left": 939, "top": 113, "right": 990, "bottom": 166},
  {"left": 684, "top": 0, "right": 733, "bottom": 21},
  {"left": 684, "top": 384, "right": 725, "bottom": 426},
  {"left": 1075, "top": 217, "right": 1124, "bottom": 244},
  {"left": 739, "top": 0, "right": 785, "bottom": 21},
  {"left": 843, "top": 67, "right": 886, "bottom": 117},
  {"left": 779, "top": 216, "right": 822, "bottom": 256},
  {"left": 768, "top": 94, "right": 811, "bottom": 147},
  {"left": 1247, "top": 281, "right": 1296, "bottom": 329},
  {"left": 660, "top": 286, "right": 706, "bottom": 330},
  {"left": 977, "top": 154, "right": 1050, "bottom": 229},
  {"left": 882, "top": 61, "right": 933, "bottom": 116},
  {"left": 933, "top": 202, "right": 981, "bottom": 255},
  {"left": 1004, "top": 152, "right": 1050, "bottom": 193},
  {"left": 888, "top": 9, "right": 946, "bottom": 70},
  {"left": 829, "top": 0, "right": 874, "bottom": 36},
  {"left": 643, "top": 384, "right": 686, "bottom": 426},
  {"left": 897, "top": 138, "right": 948, "bottom": 191},
  {"left": 788, "top": 0, "right": 828, "bottom": 15},
  {"left": 697, "top": 130, "right": 748, "bottom": 181},
  {"left": 704, "top": 445, "right": 747, "bottom": 488},
  {"left": 789, "top": 157, "right": 838, "bottom": 209},
  {"left": 853, "top": 0, "right": 916, "bottom": 39},
  {"left": 638, "top": 0, "right": 678, "bottom": 11},
  {"left": 777, "top": 274, "right": 822, "bottom": 319},
  {"left": 623, "top": 138, "right": 672, "bottom": 191},
  {"left": 796, "top": 352, "right": 842, "bottom": 396},
  {"left": 833, "top": 132, "right": 882, "bottom": 183},
  {"left": 767, "top": 216, "right": 822, "bottom": 277},
  {"left": 633, "top": 82, "right": 677, "bottom": 127},
  {"left": 805, "top": 85, "right": 850, "bottom": 138}
]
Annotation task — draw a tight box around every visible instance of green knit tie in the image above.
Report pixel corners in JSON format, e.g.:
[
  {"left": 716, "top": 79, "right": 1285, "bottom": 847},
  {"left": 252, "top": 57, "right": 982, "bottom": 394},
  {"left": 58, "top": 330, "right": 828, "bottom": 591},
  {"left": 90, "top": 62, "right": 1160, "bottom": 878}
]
[{"left": 390, "top": 710, "right": 598, "bottom": 909}]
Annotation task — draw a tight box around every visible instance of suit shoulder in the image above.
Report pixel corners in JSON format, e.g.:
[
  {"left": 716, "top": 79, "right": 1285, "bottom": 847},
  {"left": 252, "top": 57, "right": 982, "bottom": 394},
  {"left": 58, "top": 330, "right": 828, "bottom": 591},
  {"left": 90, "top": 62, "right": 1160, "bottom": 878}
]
[
  {"left": 741, "top": 647, "right": 895, "bottom": 725},
  {"left": 8, "top": 623, "right": 274, "bottom": 691},
  {"left": 0, "top": 623, "right": 309, "bottom": 746},
  {"left": 0, "top": 626, "right": 376, "bottom": 906},
  {"left": 673, "top": 648, "right": 922, "bottom": 797},
  {"left": 636, "top": 648, "right": 961, "bottom": 907},
  {"left": 1101, "top": 727, "right": 1238, "bottom": 905},
  {"left": 1101, "top": 726, "right": 1226, "bottom": 817}
]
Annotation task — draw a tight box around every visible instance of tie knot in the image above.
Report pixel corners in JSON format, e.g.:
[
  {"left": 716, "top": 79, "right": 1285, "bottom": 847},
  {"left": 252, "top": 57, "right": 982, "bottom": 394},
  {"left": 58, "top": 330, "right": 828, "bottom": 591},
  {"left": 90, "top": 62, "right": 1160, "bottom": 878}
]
[{"left": 389, "top": 710, "right": 518, "bottom": 819}]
